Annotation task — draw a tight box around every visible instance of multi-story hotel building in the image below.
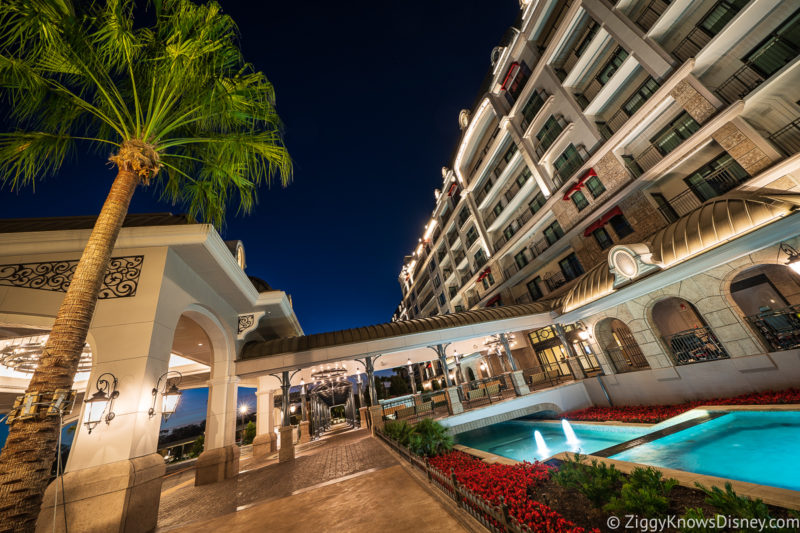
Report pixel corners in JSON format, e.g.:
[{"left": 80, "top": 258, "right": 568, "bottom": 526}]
[{"left": 394, "top": 0, "right": 800, "bottom": 398}]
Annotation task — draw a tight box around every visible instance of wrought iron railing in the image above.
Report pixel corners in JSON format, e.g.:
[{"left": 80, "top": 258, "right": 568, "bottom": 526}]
[
  {"left": 623, "top": 144, "right": 663, "bottom": 178},
  {"left": 475, "top": 178, "right": 495, "bottom": 206},
  {"left": 524, "top": 360, "right": 573, "bottom": 390},
  {"left": 657, "top": 161, "right": 751, "bottom": 219},
  {"left": 515, "top": 292, "right": 533, "bottom": 305},
  {"left": 552, "top": 146, "right": 588, "bottom": 187},
  {"left": 605, "top": 345, "right": 650, "bottom": 374},
  {"left": 534, "top": 116, "right": 568, "bottom": 158},
  {"left": 453, "top": 250, "right": 466, "bottom": 265},
  {"left": 714, "top": 36, "right": 798, "bottom": 104},
  {"left": 672, "top": 27, "right": 712, "bottom": 62},
  {"left": 458, "top": 375, "right": 516, "bottom": 409},
  {"left": 554, "top": 49, "right": 580, "bottom": 82},
  {"left": 380, "top": 391, "right": 450, "bottom": 422},
  {"left": 576, "top": 79, "right": 603, "bottom": 110},
  {"left": 635, "top": 0, "right": 669, "bottom": 32},
  {"left": 544, "top": 270, "right": 567, "bottom": 291},
  {"left": 664, "top": 326, "right": 729, "bottom": 365},
  {"left": 746, "top": 304, "right": 800, "bottom": 352},
  {"left": 768, "top": 118, "right": 800, "bottom": 156},
  {"left": 447, "top": 232, "right": 459, "bottom": 247},
  {"left": 466, "top": 293, "right": 479, "bottom": 308}
]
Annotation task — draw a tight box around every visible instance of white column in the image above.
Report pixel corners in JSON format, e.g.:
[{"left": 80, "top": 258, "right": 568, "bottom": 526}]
[
  {"left": 256, "top": 377, "right": 275, "bottom": 435},
  {"left": 205, "top": 375, "right": 238, "bottom": 450}
]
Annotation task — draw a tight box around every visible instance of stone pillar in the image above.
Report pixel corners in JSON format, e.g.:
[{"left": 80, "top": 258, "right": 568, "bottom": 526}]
[
  {"left": 38, "top": 318, "right": 173, "bottom": 532},
  {"left": 368, "top": 405, "right": 384, "bottom": 435},
  {"left": 253, "top": 377, "right": 276, "bottom": 458},
  {"left": 500, "top": 333, "right": 518, "bottom": 371},
  {"left": 407, "top": 362, "right": 418, "bottom": 394},
  {"left": 359, "top": 406, "right": 368, "bottom": 427},
  {"left": 445, "top": 387, "right": 464, "bottom": 415},
  {"left": 196, "top": 374, "right": 240, "bottom": 485},
  {"left": 432, "top": 344, "right": 453, "bottom": 388},
  {"left": 299, "top": 420, "right": 311, "bottom": 444},
  {"left": 365, "top": 356, "right": 377, "bottom": 406},
  {"left": 510, "top": 370, "right": 530, "bottom": 396},
  {"left": 279, "top": 426, "right": 295, "bottom": 462}
]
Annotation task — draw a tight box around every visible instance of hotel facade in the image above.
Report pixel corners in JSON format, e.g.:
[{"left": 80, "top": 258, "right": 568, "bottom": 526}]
[{"left": 394, "top": 0, "right": 800, "bottom": 403}]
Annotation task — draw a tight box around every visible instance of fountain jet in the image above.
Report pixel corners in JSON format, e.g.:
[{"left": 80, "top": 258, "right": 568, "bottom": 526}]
[
  {"left": 562, "top": 419, "right": 580, "bottom": 447},
  {"left": 534, "top": 430, "right": 549, "bottom": 457}
]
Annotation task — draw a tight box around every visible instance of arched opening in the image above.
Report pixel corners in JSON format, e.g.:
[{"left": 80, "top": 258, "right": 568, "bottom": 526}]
[
  {"left": 730, "top": 264, "right": 800, "bottom": 351},
  {"left": 652, "top": 297, "right": 728, "bottom": 365},
  {"left": 467, "top": 366, "right": 476, "bottom": 381},
  {"left": 594, "top": 318, "right": 650, "bottom": 373}
]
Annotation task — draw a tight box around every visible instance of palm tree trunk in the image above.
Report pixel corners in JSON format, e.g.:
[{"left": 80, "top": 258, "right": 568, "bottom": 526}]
[{"left": 0, "top": 168, "right": 140, "bottom": 532}]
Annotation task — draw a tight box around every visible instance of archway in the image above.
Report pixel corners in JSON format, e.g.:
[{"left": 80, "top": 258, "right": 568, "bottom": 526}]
[
  {"left": 594, "top": 318, "right": 650, "bottom": 373},
  {"left": 729, "top": 264, "right": 800, "bottom": 351},
  {"left": 651, "top": 297, "right": 728, "bottom": 365}
]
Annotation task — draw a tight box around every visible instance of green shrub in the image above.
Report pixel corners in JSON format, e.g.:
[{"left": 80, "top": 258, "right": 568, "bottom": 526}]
[
  {"left": 242, "top": 421, "right": 256, "bottom": 445},
  {"left": 552, "top": 453, "right": 622, "bottom": 507},
  {"left": 188, "top": 435, "right": 204, "bottom": 458},
  {"left": 697, "top": 482, "right": 770, "bottom": 521},
  {"left": 679, "top": 508, "right": 718, "bottom": 533},
  {"left": 408, "top": 418, "right": 453, "bottom": 457},
  {"left": 604, "top": 467, "right": 677, "bottom": 517},
  {"left": 383, "top": 419, "right": 414, "bottom": 446}
]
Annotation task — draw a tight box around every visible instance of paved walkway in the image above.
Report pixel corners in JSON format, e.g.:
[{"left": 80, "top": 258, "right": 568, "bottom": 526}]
[{"left": 157, "top": 427, "right": 469, "bottom": 532}]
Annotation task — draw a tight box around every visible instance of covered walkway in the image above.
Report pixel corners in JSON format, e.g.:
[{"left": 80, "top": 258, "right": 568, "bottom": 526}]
[{"left": 157, "top": 427, "right": 471, "bottom": 532}]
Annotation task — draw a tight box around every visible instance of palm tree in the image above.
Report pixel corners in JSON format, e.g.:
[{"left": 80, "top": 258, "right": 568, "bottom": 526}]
[{"left": 0, "top": 0, "right": 291, "bottom": 529}]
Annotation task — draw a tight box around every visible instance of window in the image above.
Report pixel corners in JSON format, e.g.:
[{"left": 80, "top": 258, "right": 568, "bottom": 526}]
[
  {"left": 571, "top": 190, "right": 589, "bottom": 211},
  {"left": 503, "top": 222, "right": 518, "bottom": 241},
  {"left": 428, "top": 260, "right": 437, "bottom": 272},
  {"left": 474, "top": 249, "right": 488, "bottom": 268},
  {"left": 503, "top": 143, "right": 518, "bottom": 162},
  {"left": 700, "top": 0, "right": 750, "bottom": 37},
  {"left": 521, "top": 91, "right": 545, "bottom": 129},
  {"left": 623, "top": 77, "right": 659, "bottom": 117},
  {"left": 433, "top": 275, "right": 441, "bottom": 288},
  {"left": 413, "top": 305, "right": 419, "bottom": 315},
  {"left": 684, "top": 153, "right": 749, "bottom": 202},
  {"left": 543, "top": 221, "right": 564, "bottom": 245},
  {"left": 517, "top": 166, "right": 532, "bottom": 188},
  {"left": 515, "top": 250, "right": 529, "bottom": 269},
  {"left": 609, "top": 214, "right": 634, "bottom": 238},
  {"left": 455, "top": 305, "right": 464, "bottom": 312},
  {"left": 744, "top": 9, "right": 800, "bottom": 78},
  {"left": 592, "top": 227, "right": 613, "bottom": 250},
  {"left": 536, "top": 115, "right": 564, "bottom": 152},
  {"left": 559, "top": 253, "right": 584, "bottom": 281},
  {"left": 438, "top": 292, "right": 446, "bottom": 306},
  {"left": 492, "top": 202, "right": 504, "bottom": 217},
  {"left": 597, "top": 47, "right": 629, "bottom": 85},
  {"left": 529, "top": 192, "right": 546, "bottom": 215},
  {"left": 585, "top": 175, "right": 606, "bottom": 198},
  {"left": 651, "top": 112, "right": 700, "bottom": 156},
  {"left": 652, "top": 192, "right": 678, "bottom": 223},
  {"left": 575, "top": 21, "right": 600, "bottom": 58},
  {"left": 527, "top": 277, "right": 543, "bottom": 300},
  {"left": 482, "top": 272, "right": 495, "bottom": 289},
  {"left": 553, "top": 144, "right": 583, "bottom": 183},
  {"left": 465, "top": 226, "right": 478, "bottom": 247},
  {"left": 449, "top": 286, "right": 457, "bottom": 298},
  {"left": 458, "top": 207, "right": 470, "bottom": 226},
  {"left": 483, "top": 179, "right": 494, "bottom": 196}
]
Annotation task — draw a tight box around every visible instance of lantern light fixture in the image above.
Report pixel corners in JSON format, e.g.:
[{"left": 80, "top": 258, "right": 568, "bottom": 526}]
[
  {"left": 84, "top": 373, "right": 119, "bottom": 434},
  {"left": 780, "top": 242, "right": 800, "bottom": 274},
  {"left": 149, "top": 371, "right": 183, "bottom": 420}
]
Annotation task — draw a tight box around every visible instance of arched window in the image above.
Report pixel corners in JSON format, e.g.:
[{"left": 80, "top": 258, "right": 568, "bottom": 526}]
[
  {"left": 595, "top": 318, "right": 650, "bottom": 373},
  {"left": 652, "top": 298, "right": 728, "bottom": 365},
  {"left": 467, "top": 367, "right": 476, "bottom": 382},
  {"left": 730, "top": 264, "right": 800, "bottom": 351}
]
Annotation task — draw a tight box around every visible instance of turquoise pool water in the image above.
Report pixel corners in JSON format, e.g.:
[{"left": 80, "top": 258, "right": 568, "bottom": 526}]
[
  {"left": 612, "top": 411, "right": 800, "bottom": 491},
  {"left": 455, "top": 420, "right": 650, "bottom": 462}
]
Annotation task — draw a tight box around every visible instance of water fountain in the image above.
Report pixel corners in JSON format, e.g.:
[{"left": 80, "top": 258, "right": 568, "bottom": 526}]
[
  {"left": 534, "top": 430, "right": 549, "bottom": 457},
  {"left": 562, "top": 419, "right": 580, "bottom": 447}
]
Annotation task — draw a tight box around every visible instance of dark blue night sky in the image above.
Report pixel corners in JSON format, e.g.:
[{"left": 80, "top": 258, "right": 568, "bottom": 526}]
[{"left": 0, "top": 0, "right": 520, "bottom": 335}]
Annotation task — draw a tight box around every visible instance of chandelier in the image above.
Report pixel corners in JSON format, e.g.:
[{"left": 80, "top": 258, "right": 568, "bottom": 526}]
[
  {"left": 483, "top": 333, "right": 515, "bottom": 355},
  {"left": 310, "top": 363, "right": 347, "bottom": 383},
  {"left": 0, "top": 335, "right": 92, "bottom": 374}
]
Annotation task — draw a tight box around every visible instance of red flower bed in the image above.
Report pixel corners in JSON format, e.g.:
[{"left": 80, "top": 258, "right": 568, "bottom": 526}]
[
  {"left": 561, "top": 387, "right": 800, "bottom": 424},
  {"left": 428, "top": 451, "right": 598, "bottom": 533}
]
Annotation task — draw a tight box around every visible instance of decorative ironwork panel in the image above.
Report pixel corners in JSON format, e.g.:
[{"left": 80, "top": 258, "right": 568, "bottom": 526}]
[
  {"left": 0, "top": 256, "right": 144, "bottom": 299},
  {"left": 237, "top": 314, "right": 255, "bottom": 334}
]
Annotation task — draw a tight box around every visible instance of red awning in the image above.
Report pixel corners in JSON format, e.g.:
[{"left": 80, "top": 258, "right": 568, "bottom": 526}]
[
  {"left": 476, "top": 267, "right": 492, "bottom": 281},
  {"left": 583, "top": 206, "right": 622, "bottom": 236},
  {"left": 563, "top": 168, "right": 597, "bottom": 200},
  {"left": 485, "top": 294, "right": 501, "bottom": 307},
  {"left": 447, "top": 182, "right": 458, "bottom": 197},
  {"left": 501, "top": 62, "right": 520, "bottom": 91}
]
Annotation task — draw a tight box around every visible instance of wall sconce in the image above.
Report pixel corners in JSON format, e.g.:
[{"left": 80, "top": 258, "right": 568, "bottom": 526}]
[
  {"left": 84, "top": 373, "right": 119, "bottom": 434},
  {"left": 290, "top": 404, "right": 296, "bottom": 414},
  {"left": 149, "top": 371, "right": 183, "bottom": 420},
  {"left": 780, "top": 242, "right": 800, "bottom": 274},
  {"left": 576, "top": 321, "right": 592, "bottom": 341}
]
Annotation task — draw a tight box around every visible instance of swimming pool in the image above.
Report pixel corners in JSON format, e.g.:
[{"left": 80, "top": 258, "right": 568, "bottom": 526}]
[
  {"left": 611, "top": 411, "right": 800, "bottom": 491},
  {"left": 455, "top": 420, "right": 650, "bottom": 462}
]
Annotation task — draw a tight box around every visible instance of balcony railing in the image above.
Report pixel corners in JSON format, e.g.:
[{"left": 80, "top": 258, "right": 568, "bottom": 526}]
[
  {"left": 554, "top": 50, "right": 580, "bottom": 82},
  {"left": 605, "top": 345, "right": 650, "bottom": 374},
  {"left": 768, "top": 118, "right": 800, "bottom": 156},
  {"left": 447, "top": 232, "right": 459, "bottom": 247},
  {"left": 515, "top": 293, "right": 533, "bottom": 305},
  {"left": 475, "top": 178, "right": 495, "bottom": 205},
  {"left": 623, "top": 144, "right": 664, "bottom": 178},
  {"left": 575, "top": 79, "right": 602, "bottom": 110},
  {"left": 657, "top": 160, "right": 751, "bottom": 221},
  {"left": 634, "top": 0, "right": 669, "bottom": 32},
  {"left": 553, "top": 145, "right": 588, "bottom": 188},
  {"left": 534, "top": 116, "right": 568, "bottom": 158},
  {"left": 453, "top": 250, "right": 466, "bottom": 265},
  {"left": 544, "top": 271, "right": 567, "bottom": 292},
  {"left": 746, "top": 304, "right": 800, "bottom": 352},
  {"left": 466, "top": 293, "right": 479, "bottom": 308},
  {"left": 534, "top": 0, "right": 574, "bottom": 53},
  {"left": 714, "top": 36, "right": 798, "bottom": 104},
  {"left": 664, "top": 326, "right": 729, "bottom": 365},
  {"left": 672, "top": 27, "right": 712, "bottom": 63}
]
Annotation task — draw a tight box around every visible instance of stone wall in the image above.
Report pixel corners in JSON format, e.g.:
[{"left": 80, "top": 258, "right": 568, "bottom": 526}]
[
  {"left": 669, "top": 80, "right": 716, "bottom": 123},
  {"left": 712, "top": 121, "right": 773, "bottom": 176}
]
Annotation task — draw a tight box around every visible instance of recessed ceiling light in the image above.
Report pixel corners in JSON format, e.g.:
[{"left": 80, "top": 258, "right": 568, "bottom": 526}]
[{"left": 197, "top": 343, "right": 203, "bottom": 346}]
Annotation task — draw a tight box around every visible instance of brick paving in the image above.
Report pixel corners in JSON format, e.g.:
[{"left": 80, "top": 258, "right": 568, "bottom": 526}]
[{"left": 157, "top": 428, "right": 400, "bottom": 531}]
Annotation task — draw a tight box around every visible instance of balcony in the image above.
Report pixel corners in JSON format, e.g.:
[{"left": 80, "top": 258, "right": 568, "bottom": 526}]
[
  {"left": 767, "top": 118, "right": 800, "bottom": 156},
  {"left": 672, "top": 27, "right": 713, "bottom": 63},
  {"left": 453, "top": 250, "right": 466, "bottom": 266},
  {"left": 623, "top": 113, "right": 700, "bottom": 178},
  {"left": 552, "top": 145, "right": 588, "bottom": 188},
  {"left": 544, "top": 270, "right": 567, "bottom": 292},
  {"left": 633, "top": 0, "right": 669, "bottom": 33},
  {"left": 656, "top": 159, "right": 751, "bottom": 222},
  {"left": 475, "top": 178, "right": 495, "bottom": 205},
  {"left": 501, "top": 237, "right": 552, "bottom": 280},
  {"left": 574, "top": 79, "right": 602, "bottom": 110},
  {"left": 664, "top": 326, "right": 729, "bottom": 365},
  {"left": 446, "top": 231, "right": 459, "bottom": 248},
  {"left": 715, "top": 35, "right": 800, "bottom": 104},
  {"left": 533, "top": 0, "right": 574, "bottom": 53},
  {"left": 552, "top": 19, "right": 597, "bottom": 81}
]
